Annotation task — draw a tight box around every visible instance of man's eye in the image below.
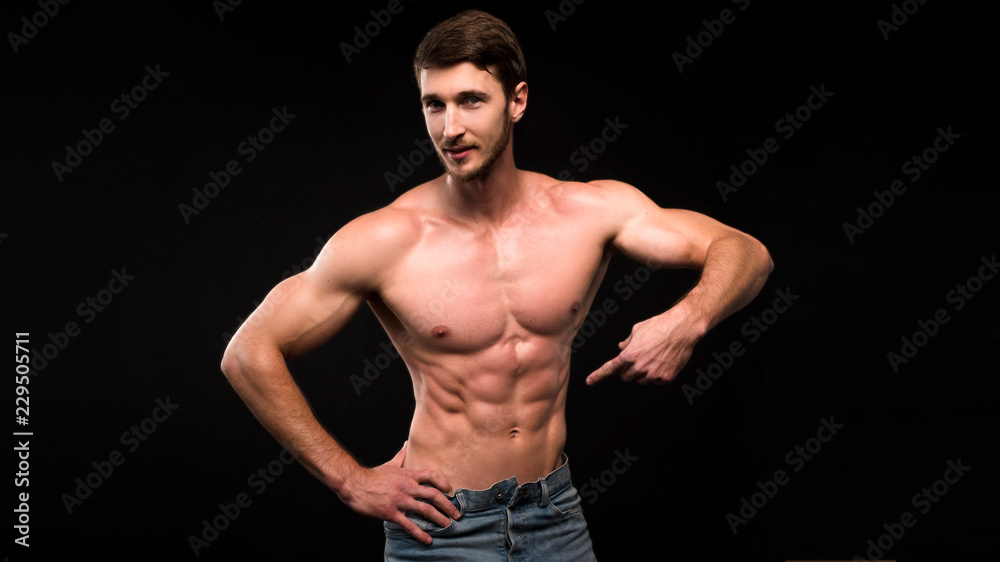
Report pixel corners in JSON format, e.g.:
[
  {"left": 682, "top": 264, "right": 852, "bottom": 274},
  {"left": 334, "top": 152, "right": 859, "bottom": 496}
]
[
  {"left": 466, "top": 96, "right": 482, "bottom": 105},
  {"left": 426, "top": 101, "right": 443, "bottom": 110}
]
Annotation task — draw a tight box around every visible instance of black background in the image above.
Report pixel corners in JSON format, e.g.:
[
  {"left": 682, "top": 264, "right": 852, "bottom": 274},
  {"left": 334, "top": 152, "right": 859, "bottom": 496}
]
[{"left": 3, "top": 0, "right": 997, "bottom": 560}]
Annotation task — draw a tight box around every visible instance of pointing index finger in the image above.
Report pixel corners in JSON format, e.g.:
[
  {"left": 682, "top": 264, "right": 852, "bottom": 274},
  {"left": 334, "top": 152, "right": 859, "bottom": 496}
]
[{"left": 586, "top": 354, "right": 626, "bottom": 386}]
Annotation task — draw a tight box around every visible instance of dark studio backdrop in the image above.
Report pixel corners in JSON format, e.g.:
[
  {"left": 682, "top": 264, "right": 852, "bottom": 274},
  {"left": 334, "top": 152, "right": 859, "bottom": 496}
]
[{"left": 3, "top": 0, "right": 996, "bottom": 560}]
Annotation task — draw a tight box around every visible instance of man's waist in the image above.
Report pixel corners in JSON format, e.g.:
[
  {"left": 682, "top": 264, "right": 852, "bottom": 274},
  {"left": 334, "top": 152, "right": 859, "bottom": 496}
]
[
  {"left": 444, "top": 452, "right": 573, "bottom": 512},
  {"left": 404, "top": 433, "right": 565, "bottom": 492}
]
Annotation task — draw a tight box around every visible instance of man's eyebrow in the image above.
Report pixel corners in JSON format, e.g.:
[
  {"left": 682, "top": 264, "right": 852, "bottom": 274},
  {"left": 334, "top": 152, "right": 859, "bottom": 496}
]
[
  {"left": 458, "top": 90, "right": 490, "bottom": 99},
  {"left": 420, "top": 90, "right": 490, "bottom": 103}
]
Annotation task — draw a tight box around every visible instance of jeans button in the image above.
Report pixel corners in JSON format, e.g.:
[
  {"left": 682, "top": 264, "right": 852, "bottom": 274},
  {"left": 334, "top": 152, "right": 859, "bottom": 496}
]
[{"left": 493, "top": 488, "right": 503, "bottom": 501}]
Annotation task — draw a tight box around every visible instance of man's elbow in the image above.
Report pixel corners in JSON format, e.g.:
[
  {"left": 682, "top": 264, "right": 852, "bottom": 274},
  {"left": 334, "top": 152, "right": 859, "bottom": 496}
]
[
  {"left": 220, "top": 338, "right": 242, "bottom": 381},
  {"left": 220, "top": 332, "right": 255, "bottom": 383},
  {"left": 220, "top": 331, "right": 285, "bottom": 390},
  {"left": 757, "top": 238, "right": 774, "bottom": 276},
  {"left": 730, "top": 232, "right": 772, "bottom": 279},
  {"left": 750, "top": 236, "right": 774, "bottom": 281}
]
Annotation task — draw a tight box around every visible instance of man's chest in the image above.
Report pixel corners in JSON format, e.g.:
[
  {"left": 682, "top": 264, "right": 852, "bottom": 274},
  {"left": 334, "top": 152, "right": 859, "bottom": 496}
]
[{"left": 376, "top": 219, "right": 611, "bottom": 350}]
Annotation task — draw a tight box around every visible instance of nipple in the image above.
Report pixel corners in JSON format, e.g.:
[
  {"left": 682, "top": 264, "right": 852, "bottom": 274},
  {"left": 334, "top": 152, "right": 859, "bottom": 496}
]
[
  {"left": 571, "top": 301, "right": 580, "bottom": 313},
  {"left": 432, "top": 325, "right": 451, "bottom": 338}
]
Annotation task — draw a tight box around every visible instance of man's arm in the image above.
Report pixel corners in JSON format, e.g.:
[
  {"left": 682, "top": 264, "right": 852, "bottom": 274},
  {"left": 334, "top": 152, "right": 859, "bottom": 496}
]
[
  {"left": 584, "top": 180, "right": 773, "bottom": 385},
  {"left": 219, "top": 209, "right": 460, "bottom": 544}
]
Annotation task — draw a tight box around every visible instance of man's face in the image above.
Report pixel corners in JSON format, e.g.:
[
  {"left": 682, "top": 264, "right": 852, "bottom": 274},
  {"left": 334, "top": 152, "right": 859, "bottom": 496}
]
[{"left": 419, "top": 62, "right": 513, "bottom": 183}]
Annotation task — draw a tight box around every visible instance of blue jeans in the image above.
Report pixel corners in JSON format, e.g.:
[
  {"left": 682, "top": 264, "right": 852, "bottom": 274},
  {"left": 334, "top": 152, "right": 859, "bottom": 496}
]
[{"left": 384, "top": 453, "right": 597, "bottom": 561}]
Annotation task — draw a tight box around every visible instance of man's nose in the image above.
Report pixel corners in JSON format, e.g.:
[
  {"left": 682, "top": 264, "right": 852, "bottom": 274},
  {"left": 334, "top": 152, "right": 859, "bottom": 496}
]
[{"left": 443, "top": 106, "right": 465, "bottom": 140}]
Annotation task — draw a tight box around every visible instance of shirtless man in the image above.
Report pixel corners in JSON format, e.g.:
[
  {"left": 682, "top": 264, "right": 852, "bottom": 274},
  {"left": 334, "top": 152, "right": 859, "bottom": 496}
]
[{"left": 220, "top": 10, "right": 772, "bottom": 560}]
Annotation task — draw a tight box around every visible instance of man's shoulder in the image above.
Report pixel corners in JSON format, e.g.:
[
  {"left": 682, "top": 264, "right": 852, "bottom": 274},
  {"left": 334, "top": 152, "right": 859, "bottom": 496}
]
[
  {"left": 580, "top": 178, "right": 648, "bottom": 199},
  {"left": 311, "top": 194, "right": 428, "bottom": 289},
  {"left": 341, "top": 203, "right": 423, "bottom": 250},
  {"left": 577, "top": 178, "right": 657, "bottom": 211},
  {"left": 528, "top": 172, "right": 638, "bottom": 194},
  {"left": 330, "top": 186, "right": 436, "bottom": 260},
  {"left": 524, "top": 173, "right": 644, "bottom": 212}
]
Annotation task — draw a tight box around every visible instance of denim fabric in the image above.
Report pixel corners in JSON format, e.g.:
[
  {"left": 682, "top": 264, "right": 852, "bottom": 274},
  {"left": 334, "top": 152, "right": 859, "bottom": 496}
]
[{"left": 384, "top": 454, "right": 597, "bottom": 561}]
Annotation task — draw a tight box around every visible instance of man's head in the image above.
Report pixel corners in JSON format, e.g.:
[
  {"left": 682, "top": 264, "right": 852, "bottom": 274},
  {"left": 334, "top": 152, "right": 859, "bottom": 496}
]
[
  {"left": 414, "top": 10, "right": 528, "bottom": 183},
  {"left": 413, "top": 10, "right": 526, "bottom": 105}
]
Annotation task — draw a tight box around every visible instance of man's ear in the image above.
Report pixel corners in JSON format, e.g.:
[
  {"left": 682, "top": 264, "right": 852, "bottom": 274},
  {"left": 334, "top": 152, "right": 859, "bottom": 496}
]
[{"left": 509, "top": 81, "right": 528, "bottom": 123}]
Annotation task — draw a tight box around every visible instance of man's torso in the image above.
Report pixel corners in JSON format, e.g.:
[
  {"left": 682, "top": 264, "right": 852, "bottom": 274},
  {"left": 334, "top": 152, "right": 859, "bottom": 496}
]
[{"left": 365, "top": 171, "right": 616, "bottom": 491}]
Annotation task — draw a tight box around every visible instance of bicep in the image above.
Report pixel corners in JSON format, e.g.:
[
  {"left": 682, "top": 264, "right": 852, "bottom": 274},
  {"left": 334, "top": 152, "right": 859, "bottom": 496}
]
[
  {"left": 600, "top": 181, "right": 741, "bottom": 269},
  {"left": 243, "top": 268, "right": 368, "bottom": 361},
  {"left": 234, "top": 219, "right": 385, "bottom": 361}
]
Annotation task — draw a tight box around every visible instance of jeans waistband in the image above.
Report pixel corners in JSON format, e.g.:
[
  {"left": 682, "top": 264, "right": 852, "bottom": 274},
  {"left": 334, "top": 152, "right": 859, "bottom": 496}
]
[{"left": 449, "top": 452, "right": 572, "bottom": 513}]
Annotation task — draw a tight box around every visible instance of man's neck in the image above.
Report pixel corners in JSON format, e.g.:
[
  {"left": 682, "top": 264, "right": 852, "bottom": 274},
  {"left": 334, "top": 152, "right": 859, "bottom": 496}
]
[{"left": 444, "top": 150, "right": 525, "bottom": 225}]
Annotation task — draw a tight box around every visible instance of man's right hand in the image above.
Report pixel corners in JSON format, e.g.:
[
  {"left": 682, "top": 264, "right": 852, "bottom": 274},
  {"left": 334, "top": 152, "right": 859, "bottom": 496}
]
[{"left": 339, "top": 441, "right": 461, "bottom": 545}]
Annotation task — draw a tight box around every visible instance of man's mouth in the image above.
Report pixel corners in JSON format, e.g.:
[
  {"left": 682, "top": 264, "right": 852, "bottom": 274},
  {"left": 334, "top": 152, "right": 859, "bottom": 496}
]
[{"left": 443, "top": 145, "right": 475, "bottom": 160}]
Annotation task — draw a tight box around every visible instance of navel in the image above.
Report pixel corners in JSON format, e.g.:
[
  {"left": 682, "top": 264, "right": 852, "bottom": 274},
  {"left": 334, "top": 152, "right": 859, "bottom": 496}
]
[{"left": 432, "top": 325, "right": 451, "bottom": 338}]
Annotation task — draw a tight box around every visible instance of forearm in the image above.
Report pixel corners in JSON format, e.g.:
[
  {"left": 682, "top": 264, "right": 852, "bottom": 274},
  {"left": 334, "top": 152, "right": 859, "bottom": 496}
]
[
  {"left": 220, "top": 340, "right": 361, "bottom": 495},
  {"left": 674, "top": 233, "right": 773, "bottom": 332}
]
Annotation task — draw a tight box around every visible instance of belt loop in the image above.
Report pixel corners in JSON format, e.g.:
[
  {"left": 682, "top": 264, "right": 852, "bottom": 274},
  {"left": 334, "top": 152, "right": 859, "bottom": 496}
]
[
  {"left": 539, "top": 478, "right": 549, "bottom": 508},
  {"left": 455, "top": 490, "right": 466, "bottom": 516}
]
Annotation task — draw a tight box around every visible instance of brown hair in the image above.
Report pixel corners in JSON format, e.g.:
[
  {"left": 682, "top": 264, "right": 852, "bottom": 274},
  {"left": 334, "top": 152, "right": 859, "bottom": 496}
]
[{"left": 413, "top": 10, "right": 526, "bottom": 103}]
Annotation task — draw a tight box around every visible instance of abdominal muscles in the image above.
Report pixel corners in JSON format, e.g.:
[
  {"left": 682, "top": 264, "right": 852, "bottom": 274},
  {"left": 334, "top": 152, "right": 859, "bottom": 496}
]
[{"left": 402, "top": 333, "right": 571, "bottom": 491}]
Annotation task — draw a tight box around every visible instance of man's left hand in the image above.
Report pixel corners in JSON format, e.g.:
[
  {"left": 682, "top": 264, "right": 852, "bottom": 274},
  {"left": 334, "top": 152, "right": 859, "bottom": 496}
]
[{"left": 585, "top": 306, "right": 706, "bottom": 385}]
